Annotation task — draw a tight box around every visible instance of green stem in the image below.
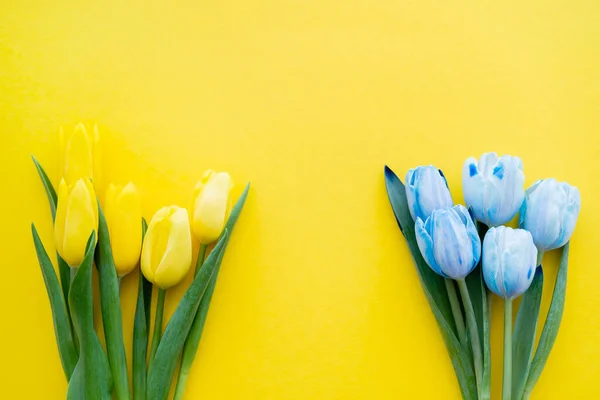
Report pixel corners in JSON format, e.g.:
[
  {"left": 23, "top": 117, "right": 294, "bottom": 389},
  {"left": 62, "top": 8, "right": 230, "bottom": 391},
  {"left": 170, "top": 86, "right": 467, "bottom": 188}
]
[
  {"left": 173, "top": 244, "right": 210, "bottom": 400},
  {"left": 457, "top": 279, "right": 483, "bottom": 397},
  {"left": 503, "top": 298, "right": 513, "bottom": 400},
  {"left": 536, "top": 251, "right": 545, "bottom": 267},
  {"left": 445, "top": 279, "right": 467, "bottom": 345},
  {"left": 148, "top": 288, "right": 166, "bottom": 366},
  {"left": 194, "top": 244, "right": 208, "bottom": 275}
]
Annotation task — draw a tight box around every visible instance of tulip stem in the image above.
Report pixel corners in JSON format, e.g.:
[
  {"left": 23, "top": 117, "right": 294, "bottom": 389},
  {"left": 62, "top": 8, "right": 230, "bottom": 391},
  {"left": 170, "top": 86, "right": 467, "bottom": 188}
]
[
  {"left": 194, "top": 244, "right": 208, "bottom": 275},
  {"left": 457, "top": 279, "right": 483, "bottom": 397},
  {"left": 445, "top": 279, "right": 467, "bottom": 345},
  {"left": 536, "top": 251, "right": 545, "bottom": 267},
  {"left": 503, "top": 298, "right": 513, "bottom": 400},
  {"left": 148, "top": 288, "right": 166, "bottom": 367}
]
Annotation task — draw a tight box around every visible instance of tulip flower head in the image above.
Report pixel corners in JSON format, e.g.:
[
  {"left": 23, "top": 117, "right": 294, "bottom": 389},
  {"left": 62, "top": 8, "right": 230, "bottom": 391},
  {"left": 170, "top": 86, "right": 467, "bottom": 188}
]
[
  {"left": 190, "top": 170, "right": 234, "bottom": 244},
  {"left": 462, "top": 152, "right": 525, "bottom": 227},
  {"left": 54, "top": 178, "right": 99, "bottom": 267},
  {"left": 59, "top": 123, "right": 101, "bottom": 185},
  {"left": 415, "top": 205, "right": 481, "bottom": 280},
  {"left": 405, "top": 165, "right": 453, "bottom": 222},
  {"left": 482, "top": 226, "right": 537, "bottom": 299},
  {"left": 141, "top": 206, "right": 192, "bottom": 289},
  {"left": 104, "top": 182, "right": 142, "bottom": 276},
  {"left": 519, "top": 179, "right": 581, "bottom": 252}
]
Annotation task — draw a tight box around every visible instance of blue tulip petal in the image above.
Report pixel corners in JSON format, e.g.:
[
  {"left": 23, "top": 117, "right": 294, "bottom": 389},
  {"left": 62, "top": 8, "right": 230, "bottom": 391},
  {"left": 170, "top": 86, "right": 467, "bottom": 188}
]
[{"left": 415, "top": 217, "right": 447, "bottom": 278}]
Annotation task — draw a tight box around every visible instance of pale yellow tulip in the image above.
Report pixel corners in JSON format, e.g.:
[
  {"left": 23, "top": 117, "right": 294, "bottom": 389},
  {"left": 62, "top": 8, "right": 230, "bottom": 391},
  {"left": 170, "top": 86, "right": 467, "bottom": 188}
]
[
  {"left": 59, "top": 123, "right": 101, "bottom": 185},
  {"left": 54, "top": 178, "right": 99, "bottom": 266},
  {"left": 141, "top": 206, "right": 192, "bottom": 289},
  {"left": 190, "top": 170, "right": 234, "bottom": 244},
  {"left": 104, "top": 182, "right": 142, "bottom": 276}
]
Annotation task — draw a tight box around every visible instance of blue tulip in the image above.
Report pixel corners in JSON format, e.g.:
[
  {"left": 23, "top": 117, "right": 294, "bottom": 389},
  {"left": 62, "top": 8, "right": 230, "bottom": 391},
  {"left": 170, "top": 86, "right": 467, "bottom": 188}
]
[
  {"left": 482, "top": 226, "right": 537, "bottom": 299},
  {"left": 519, "top": 178, "right": 581, "bottom": 252},
  {"left": 462, "top": 152, "right": 525, "bottom": 227},
  {"left": 405, "top": 165, "right": 453, "bottom": 222},
  {"left": 415, "top": 205, "right": 481, "bottom": 280}
]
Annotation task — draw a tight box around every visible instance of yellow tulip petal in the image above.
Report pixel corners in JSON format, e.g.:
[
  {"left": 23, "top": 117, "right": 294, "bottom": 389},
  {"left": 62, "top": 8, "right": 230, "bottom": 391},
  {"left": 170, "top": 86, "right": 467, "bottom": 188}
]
[
  {"left": 62, "top": 179, "right": 98, "bottom": 266},
  {"left": 64, "top": 124, "right": 94, "bottom": 184},
  {"left": 105, "top": 182, "right": 142, "bottom": 276},
  {"left": 53, "top": 179, "right": 69, "bottom": 257},
  {"left": 154, "top": 207, "right": 192, "bottom": 289},
  {"left": 92, "top": 124, "right": 101, "bottom": 188},
  {"left": 141, "top": 206, "right": 174, "bottom": 283},
  {"left": 192, "top": 172, "right": 233, "bottom": 244}
]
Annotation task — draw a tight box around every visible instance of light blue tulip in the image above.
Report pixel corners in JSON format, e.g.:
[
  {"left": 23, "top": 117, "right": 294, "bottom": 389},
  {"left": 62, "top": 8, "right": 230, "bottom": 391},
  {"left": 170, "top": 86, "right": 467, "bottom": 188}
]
[
  {"left": 462, "top": 152, "right": 525, "bottom": 227},
  {"left": 519, "top": 178, "right": 581, "bottom": 252},
  {"left": 415, "top": 205, "right": 481, "bottom": 280},
  {"left": 405, "top": 165, "right": 453, "bottom": 222},
  {"left": 482, "top": 226, "right": 537, "bottom": 299}
]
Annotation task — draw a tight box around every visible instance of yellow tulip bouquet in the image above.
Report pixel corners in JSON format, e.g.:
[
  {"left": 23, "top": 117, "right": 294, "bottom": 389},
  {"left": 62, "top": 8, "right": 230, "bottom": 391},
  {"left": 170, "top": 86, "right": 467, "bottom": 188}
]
[{"left": 31, "top": 124, "right": 249, "bottom": 400}]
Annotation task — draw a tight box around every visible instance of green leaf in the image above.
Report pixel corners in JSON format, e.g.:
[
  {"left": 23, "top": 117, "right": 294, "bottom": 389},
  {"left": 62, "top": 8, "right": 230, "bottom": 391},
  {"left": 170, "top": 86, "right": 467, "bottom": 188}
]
[
  {"left": 95, "top": 203, "right": 131, "bottom": 400},
  {"left": 67, "top": 233, "right": 113, "bottom": 400},
  {"left": 31, "top": 224, "right": 78, "bottom": 380},
  {"left": 523, "top": 243, "right": 570, "bottom": 399},
  {"left": 173, "top": 184, "right": 250, "bottom": 399},
  {"left": 512, "top": 266, "right": 543, "bottom": 400},
  {"left": 466, "top": 221, "right": 491, "bottom": 400},
  {"left": 465, "top": 264, "right": 491, "bottom": 400},
  {"left": 133, "top": 218, "right": 151, "bottom": 400},
  {"left": 384, "top": 166, "right": 477, "bottom": 400},
  {"left": 31, "top": 155, "right": 57, "bottom": 220},
  {"left": 31, "top": 157, "right": 71, "bottom": 312},
  {"left": 147, "top": 231, "right": 230, "bottom": 400}
]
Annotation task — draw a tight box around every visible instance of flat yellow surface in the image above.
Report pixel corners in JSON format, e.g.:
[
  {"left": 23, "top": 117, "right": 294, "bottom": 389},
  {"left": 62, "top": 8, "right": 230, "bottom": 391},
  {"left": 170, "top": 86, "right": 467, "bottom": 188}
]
[{"left": 1, "top": 1, "right": 599, "bottom": 398}]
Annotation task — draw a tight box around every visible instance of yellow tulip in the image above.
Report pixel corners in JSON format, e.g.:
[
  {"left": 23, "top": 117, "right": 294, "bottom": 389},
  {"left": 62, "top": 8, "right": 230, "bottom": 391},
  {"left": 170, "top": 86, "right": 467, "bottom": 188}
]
[
  {"left": 141, "top": 206, "right": 192, "bottom": 289},
  {"left": 104, "top": 182, "right": 142, "bottom": 276},
  {"left": 190, "top": 170, "right": 234, "bottom": 244},
  {"left": 59, "top": 123, "right": 101, "bottom": 185},
  {"left": 54, "top": 178, "right": 99, "bottom": 267}
]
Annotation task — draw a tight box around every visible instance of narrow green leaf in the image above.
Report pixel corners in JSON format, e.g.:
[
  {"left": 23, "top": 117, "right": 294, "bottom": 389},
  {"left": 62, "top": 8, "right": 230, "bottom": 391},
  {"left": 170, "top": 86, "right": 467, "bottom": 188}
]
[
  {"left": 67, "top": 233, "right": 113, "bottom": 399},
  {"left": 31, "top": 157, "right": 71, "bottom": 311},
  {"left": 466, "top": 264, "right": 491, "bottom": 400},
  {"left": 384, "top": 166, "right": 477, "bottom": 400},
  {"left": 31, "top": 155, "right": 57, "bottom": 220},
  {"left": 513, "top": 267, "right": 543, "bottom": 400},
  {"left": 173, "top": 184, "right": 250, "bottom": 399},
  {"left": 523, "top": 243, "right": 570, "bottom": 399},
  {"left": 57, "top": 255, "right": 72, "bottom": 322},
  {"left": 466, "top": 221, "right": 491, "bottom": 400},
  {"left": 147, "top": 231, "right": 230, "bottom": 400},
  {"left": 95, "top": 203, "right": 131, "bottom": 400},
  {"left": 133, "top": 218, "right": 150, "bottom": 400},
  {"left": 31, "top": 224, "right": 78, "bottom": 380}
]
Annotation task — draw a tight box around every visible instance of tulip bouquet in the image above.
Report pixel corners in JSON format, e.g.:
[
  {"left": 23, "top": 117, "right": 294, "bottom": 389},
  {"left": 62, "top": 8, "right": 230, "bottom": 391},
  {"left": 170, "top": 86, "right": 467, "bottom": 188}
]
[
  {"left": 31, "top": 124, "right": 249, "bottom": 400},
  {"left": 384, "top": 153, "right": 580, "bottom": 400}
]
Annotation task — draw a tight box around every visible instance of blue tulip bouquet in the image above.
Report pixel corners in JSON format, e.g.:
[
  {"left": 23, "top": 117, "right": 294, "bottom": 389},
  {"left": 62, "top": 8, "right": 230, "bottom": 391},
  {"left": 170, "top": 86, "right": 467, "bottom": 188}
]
[{"left": 384, "top": 153, "right": 580, "bottom": 400}]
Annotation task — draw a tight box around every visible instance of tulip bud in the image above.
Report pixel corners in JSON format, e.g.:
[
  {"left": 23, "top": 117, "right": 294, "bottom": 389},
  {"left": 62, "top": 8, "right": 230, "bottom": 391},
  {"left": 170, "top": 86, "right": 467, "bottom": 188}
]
[
  {"left": 141, "top": 206, "right": 192, "bottom": 289},
  {"left": 519, "top": 179, "right": 581, "bottom": 252},
  {"left": 54, "top": 178, "right": 99, "bottom": 266},
  {"left": 59, "top": 123, "right": 101, "bottom": 185},
  {"left": 415, "top": 205, "right": 481, "bottom": 280},
  {"left": 482, "top": 226, "right": 537, "bottom": 299},
  {"left": 190, "top": 170, "right": 234, "bottom": 244},
  {"left": 104, "top": 182, "right": 142, "bottom": 276},
  {"left": 405, "top": 165, "right": 453, "bottom": 222},
  {"left": 462, "top": 153, "right": 525, "bottom": 226}
]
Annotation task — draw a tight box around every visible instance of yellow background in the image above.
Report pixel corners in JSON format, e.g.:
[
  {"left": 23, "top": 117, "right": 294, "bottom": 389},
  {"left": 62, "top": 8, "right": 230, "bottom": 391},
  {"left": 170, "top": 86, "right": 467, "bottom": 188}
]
[{"left": 1, "top": 0, "right": 599, "bottom": 398}]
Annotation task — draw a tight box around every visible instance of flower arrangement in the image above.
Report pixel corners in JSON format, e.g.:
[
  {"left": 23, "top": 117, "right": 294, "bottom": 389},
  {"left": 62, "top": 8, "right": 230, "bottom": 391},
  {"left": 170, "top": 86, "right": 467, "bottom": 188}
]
[
  {"left": 384, "top": 153, "right": 580, "bottom": 400},
  {"left": 31, "top": 123, "right": 250, "bottom": 400}
]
